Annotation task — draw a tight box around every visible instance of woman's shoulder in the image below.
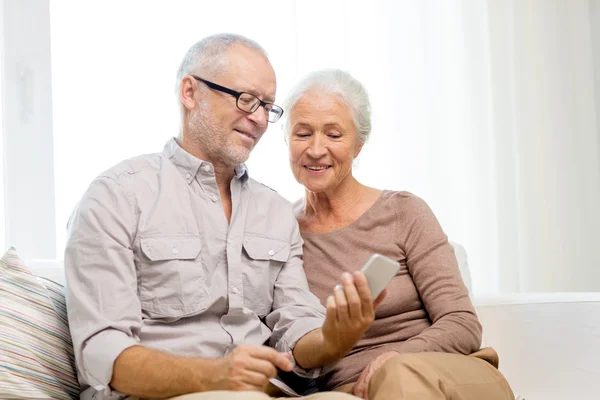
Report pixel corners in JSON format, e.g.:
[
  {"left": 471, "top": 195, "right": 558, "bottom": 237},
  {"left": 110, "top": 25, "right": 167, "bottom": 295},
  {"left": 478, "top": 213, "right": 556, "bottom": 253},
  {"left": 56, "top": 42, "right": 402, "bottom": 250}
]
[
  {"left": 379, "top": 190, "right": 441, "bottom": 231},
  {"left": 381, "top": 190, "right": 431, "bottom": 213}
]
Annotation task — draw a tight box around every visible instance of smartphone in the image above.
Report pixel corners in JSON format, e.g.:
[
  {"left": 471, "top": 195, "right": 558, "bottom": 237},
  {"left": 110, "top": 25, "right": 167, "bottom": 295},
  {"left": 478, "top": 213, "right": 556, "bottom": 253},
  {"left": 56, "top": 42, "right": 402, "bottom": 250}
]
[{"left": 360, "top": 253, "right": 401, "bottom": 299}]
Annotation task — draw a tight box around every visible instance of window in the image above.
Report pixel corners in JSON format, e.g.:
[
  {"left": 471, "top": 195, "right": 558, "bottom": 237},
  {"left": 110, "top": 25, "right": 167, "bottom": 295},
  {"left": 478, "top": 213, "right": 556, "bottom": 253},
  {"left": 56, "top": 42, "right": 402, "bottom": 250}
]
[
  {"left": 3, "top": 1, "right": 599, "bottom": 293},
  {"left": 0, "top": 8, "right": 4, "bottom": 253}
]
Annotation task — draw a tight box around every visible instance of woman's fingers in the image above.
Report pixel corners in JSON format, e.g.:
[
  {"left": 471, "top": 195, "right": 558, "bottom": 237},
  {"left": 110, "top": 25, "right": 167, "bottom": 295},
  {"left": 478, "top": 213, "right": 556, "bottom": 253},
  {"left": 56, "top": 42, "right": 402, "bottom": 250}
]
[
  {"left": 352, "top": 271, "right": 375, "bottom": 315},
  {"left": 341, "top": 272, "right": 362, "bottom": 319},
  {"left": 373, "top": 289, "right": 387, "bottom": 309},
  {"left": 325, "top": 294, "right": 338, "bottom": 324},
  {"left": 334, "top": 283, "right": 349, "bottom": 321}
]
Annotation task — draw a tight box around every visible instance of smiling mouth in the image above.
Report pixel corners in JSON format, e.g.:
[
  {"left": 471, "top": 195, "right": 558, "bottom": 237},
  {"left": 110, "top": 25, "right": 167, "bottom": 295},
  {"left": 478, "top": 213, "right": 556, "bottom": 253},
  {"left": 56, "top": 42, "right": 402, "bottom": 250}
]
[
  {"left": 304, "top": 165, "right": 332, "bottom": 171},
  {"left": 235, "top": 129, "right": 256, "bottom": 140}
]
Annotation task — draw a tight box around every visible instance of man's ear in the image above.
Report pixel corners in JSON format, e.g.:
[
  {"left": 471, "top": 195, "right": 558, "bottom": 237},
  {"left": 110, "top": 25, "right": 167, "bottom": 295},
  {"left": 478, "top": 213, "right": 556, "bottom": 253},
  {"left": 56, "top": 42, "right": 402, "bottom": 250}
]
[{"left": 180, "top": 76, "right": 197, "bottom": 111}]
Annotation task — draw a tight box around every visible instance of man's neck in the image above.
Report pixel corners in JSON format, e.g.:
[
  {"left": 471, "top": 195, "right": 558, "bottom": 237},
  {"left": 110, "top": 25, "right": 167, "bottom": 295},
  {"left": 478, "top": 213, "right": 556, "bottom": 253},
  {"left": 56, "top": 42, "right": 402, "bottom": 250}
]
[
  {"left": 178, "top": 134, "right": 236, "bottom": 185},
  {"left": 178, "top": 134, "right": 235, "bottom": 223},
  {"left": 213, "top": 164, "right": 236, "bottom": 190}
]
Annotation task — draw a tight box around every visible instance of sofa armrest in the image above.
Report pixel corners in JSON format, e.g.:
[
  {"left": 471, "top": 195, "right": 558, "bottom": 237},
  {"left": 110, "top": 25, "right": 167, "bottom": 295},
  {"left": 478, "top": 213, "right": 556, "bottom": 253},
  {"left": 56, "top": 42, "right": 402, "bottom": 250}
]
[{"left": 474, "top": 293, "right": 600, "bottom": 400}]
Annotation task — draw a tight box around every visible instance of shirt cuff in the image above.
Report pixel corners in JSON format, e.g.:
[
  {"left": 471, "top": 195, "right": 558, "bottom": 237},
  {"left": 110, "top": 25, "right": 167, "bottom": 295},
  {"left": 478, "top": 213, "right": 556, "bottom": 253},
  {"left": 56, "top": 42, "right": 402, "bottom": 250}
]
[
  {"left": 276, "top": 317, "right": 324, "bottom": 378},
  {"left": 81, "top": 329, "right": 138, "bottom": 396}
]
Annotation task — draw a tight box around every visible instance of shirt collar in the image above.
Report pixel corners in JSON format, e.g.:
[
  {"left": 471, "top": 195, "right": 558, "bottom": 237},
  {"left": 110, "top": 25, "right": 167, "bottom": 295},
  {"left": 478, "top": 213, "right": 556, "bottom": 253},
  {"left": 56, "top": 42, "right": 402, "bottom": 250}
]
[
  {"left": 163, "top": 137, "right": 249, "bottom": 184},
  {"left": 234, "top": 163, "right": 248, "bottom": 180}
]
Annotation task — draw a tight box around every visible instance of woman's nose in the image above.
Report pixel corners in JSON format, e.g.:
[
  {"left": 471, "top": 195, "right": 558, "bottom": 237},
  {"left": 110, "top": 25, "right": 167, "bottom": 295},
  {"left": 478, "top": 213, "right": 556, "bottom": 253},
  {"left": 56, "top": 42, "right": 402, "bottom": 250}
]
[{"left": 307, "top": 135, "right": 327, "bottom": 158}]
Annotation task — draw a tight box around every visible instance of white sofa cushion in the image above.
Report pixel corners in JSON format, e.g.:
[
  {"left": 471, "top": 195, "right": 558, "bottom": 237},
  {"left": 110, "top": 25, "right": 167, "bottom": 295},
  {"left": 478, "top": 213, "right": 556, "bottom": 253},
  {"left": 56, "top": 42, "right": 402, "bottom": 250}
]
[
  {"left": 476, "top": 293, "right": 600, "bottom": 400},
  {"left": 449, "top": 241, "right": 472, "bottom": 295}
]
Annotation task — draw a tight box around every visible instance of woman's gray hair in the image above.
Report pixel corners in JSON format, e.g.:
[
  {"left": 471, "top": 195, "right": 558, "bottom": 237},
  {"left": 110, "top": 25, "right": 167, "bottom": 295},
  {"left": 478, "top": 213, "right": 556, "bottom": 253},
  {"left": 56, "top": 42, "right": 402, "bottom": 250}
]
[
  {"left": 283, "top": 69, "right": 372, "bottom": 144},
  {"left": 175, "top": 33, "right": 269, "bottom": 118}
]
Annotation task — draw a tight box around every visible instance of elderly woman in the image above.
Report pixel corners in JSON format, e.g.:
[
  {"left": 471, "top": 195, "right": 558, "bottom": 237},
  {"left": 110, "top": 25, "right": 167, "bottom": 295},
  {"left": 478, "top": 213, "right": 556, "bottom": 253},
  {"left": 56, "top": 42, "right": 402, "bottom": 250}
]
[{"left": 283, "top": 70, "right": 514, "bottom": 400}]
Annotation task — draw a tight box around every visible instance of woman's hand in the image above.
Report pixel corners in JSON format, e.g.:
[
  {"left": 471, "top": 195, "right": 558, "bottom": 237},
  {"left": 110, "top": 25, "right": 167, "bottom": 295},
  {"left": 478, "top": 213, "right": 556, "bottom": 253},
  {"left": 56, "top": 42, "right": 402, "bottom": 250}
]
[
  {"left": 352, "top": 351, "right": 399, "bottom": 399},
  {"left": 320, "top": 271, "right": 387, "bottom": 360}
]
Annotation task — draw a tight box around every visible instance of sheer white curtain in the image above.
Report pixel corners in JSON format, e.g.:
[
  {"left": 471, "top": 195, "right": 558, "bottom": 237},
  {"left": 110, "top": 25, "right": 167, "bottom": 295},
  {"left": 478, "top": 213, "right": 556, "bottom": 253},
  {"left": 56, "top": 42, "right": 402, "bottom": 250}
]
[
  {"left": 2, "top": 0, "right": 58, "bottom": 258},
  {"left": 0, "top": 132, "right": 4, "bottom": 253},
  {"left": 0, "top": 1, "right": 4, "bottom": 253},
  {"left": 486, "top": 0, "right": 600, "bottom": 292},
  {"left": 49, "top": 0, "right": 600, "bottom": 294},
  {"left": 343, "top": 0, "right": 600, "bottom": 293}
]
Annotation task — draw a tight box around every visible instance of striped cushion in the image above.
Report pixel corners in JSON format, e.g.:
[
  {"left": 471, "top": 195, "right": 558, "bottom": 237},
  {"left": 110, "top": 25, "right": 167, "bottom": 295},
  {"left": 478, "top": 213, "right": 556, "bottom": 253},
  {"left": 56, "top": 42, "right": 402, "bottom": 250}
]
[{"left": 0, "top": 247, "right": 79, "bottom": 399}]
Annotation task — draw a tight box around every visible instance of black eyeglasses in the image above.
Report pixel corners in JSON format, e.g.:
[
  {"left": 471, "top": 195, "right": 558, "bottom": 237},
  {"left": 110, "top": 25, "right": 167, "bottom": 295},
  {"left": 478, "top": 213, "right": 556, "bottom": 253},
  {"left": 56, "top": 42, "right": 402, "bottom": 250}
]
[{"left": 191, "top": 75, "right": 284, "bottom": 123}]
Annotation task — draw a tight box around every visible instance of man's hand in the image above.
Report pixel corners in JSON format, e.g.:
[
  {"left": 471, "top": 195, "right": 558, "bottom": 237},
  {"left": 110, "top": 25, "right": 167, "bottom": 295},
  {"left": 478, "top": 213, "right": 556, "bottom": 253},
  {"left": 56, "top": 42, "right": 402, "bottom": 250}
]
[
  {"left": 209, "top": 345, "right": 294, "bottom": 391},
  {"left": 321, "top": 271, "right": 387, "bottom": 360},
  {"left": 352, "top": 351, "right": 399, "bottom": 399}
]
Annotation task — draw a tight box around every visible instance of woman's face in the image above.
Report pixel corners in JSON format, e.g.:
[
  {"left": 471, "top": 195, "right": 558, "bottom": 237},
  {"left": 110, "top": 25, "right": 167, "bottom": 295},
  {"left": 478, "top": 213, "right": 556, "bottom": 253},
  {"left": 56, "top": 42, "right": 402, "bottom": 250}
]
[{"left": 288, "top": 92, "right": 363, "bottom": 194}]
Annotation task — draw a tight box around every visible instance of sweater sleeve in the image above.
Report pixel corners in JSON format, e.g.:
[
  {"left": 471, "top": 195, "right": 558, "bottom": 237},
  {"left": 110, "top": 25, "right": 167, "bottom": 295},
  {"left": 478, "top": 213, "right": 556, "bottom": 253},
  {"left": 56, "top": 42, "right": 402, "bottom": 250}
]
[{"left": 390, "top": 193, "right": 482, "bottom": 355}]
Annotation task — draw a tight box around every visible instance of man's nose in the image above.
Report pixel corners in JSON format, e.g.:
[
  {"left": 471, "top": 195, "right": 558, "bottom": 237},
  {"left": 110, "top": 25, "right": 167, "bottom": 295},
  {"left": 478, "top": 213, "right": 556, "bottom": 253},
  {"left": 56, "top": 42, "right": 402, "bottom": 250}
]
[{"left": 246, "top": 106, "right": 269, "bottom": 129}]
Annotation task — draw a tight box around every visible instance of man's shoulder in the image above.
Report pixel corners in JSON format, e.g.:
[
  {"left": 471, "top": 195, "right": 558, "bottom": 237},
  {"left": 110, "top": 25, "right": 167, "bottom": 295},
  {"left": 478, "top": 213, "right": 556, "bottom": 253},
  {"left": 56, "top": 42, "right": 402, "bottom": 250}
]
[
  {"left": 291, "top": 198, "right": 304, "bottom": 217},
  {"left": 247, "top": 178, "right": 292, "bottom": 207},
  {"left": 98, "top": 152, "right": 163, "bottom": 182},
  {"left": 248, "top": 177, "right": 276, "bottom": 191}
]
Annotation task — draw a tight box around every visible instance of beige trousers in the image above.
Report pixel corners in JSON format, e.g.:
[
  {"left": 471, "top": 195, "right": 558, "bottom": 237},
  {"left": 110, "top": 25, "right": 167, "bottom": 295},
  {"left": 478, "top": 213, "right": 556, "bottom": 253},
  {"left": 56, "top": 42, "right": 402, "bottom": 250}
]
[
  {"left": 165, "top": 391, "right": 357, "bottom": 400},
  {"left": 335, "top": 347, "right": 514, "bottom": 400},
  {"left": 133, "top": 348, "right": 513, "bottom": 400},
  {"left": 130, "top": 387, "right": 358, "bottom": 400}
]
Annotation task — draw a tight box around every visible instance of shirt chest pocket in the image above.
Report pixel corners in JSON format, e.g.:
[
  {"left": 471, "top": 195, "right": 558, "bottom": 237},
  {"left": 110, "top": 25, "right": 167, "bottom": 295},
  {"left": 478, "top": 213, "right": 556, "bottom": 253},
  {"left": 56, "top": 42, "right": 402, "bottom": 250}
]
[
  {"left": 242, "top": 235, "right": 290, "bottom": 317},
  {"left": 138, "top": 234, "right": 209, "bottom": 320}
]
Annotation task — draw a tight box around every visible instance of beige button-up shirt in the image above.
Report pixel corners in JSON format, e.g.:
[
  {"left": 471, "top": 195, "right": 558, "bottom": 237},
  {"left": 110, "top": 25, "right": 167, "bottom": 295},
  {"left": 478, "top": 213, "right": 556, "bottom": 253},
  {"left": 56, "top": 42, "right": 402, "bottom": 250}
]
[{"left": 65, "top": 138, "right": 326, "bottom": 400}]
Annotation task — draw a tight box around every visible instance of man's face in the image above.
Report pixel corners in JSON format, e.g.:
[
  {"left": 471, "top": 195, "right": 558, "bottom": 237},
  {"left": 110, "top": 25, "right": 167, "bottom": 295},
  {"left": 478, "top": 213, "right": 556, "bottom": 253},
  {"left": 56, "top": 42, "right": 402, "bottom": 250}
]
[{"left": 187, "top": 44, "right": 277, "bottom": 167}]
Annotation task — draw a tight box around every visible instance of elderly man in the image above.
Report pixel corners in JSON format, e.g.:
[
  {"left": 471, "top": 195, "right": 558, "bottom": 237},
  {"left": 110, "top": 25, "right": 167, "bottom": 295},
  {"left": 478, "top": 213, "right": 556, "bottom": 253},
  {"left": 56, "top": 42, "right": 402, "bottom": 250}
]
[{"left": 65, "top": 34, "right": 381, "bottom": 400}]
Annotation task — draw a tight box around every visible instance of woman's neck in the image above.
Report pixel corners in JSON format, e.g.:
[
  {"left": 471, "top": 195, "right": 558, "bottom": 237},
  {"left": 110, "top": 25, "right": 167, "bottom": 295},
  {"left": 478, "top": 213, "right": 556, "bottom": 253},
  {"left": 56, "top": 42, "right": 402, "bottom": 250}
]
[{"left": 302, "top": 175, "right": 381, "bottom": 232}]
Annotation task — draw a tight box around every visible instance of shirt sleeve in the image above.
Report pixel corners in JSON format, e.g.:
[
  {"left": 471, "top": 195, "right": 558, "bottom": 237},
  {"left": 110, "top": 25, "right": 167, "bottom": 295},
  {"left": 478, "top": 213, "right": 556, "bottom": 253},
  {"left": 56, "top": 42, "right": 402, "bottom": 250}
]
[
  {"left": 388, "top": 193, "right": 482, "bottom": 355},
  {"left": 265, "top": 212, "right": 326, "bottom": 378},
  {"left": 65, "top": 175, "right": 141, "bottom": 395}
]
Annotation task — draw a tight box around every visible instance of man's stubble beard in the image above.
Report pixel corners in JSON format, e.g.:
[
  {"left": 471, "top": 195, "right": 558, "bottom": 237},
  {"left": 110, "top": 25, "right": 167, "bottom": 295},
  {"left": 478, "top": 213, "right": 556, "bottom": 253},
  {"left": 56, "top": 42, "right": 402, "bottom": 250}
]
[{"left": 187, "top": 101, "right": 252, "bottom": 167}]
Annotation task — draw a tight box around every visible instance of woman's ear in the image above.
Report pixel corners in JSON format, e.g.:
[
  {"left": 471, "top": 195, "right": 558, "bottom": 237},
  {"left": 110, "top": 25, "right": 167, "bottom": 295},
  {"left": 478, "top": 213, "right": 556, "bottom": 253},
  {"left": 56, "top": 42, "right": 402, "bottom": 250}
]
[
  {"left": 354, "top": 141, "right": 364, "bottom": 158},
  {"left": 180, "top": 76, "right": 197, "bottom": 111}
]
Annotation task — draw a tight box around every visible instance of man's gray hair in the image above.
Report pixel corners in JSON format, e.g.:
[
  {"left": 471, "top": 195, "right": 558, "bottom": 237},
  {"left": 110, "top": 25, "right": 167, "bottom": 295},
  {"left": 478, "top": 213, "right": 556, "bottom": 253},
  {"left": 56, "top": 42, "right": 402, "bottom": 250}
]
[
  {"left": 283, "top": 69, "right": 372, "bottom": 144},
  {"left": 175, "top": 33, "right": 269, "bottom": 111}
]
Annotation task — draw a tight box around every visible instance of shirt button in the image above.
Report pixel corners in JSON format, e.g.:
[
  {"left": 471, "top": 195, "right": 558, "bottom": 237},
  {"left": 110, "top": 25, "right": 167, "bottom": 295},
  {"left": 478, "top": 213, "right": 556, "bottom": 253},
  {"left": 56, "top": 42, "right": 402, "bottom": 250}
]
[
  {"left": 268, "top": 249, "right": 275, "bottom": 256},
  {"left": 172, "top": 247, "right": 179, "bottom": 255},
  {"left": 232, "top": 287, "right": 239, "bottom": 294},
  {"left": 186, "top": 173, "right": 191, "bottom": 180},
  {"left": 211, "top": 194, "right": 218, "bottom": 202},
  {"left": 203, "top": 164, "right": 211, "bottom": 172},
  {"left": 227, "top": 239, "right": 233, "bottom": 245}
]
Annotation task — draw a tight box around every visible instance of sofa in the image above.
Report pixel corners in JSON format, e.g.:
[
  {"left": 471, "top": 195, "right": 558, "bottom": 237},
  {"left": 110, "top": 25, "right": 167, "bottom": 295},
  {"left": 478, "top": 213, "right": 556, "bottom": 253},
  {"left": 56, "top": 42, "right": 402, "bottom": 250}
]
[{"left": 3, "top": 244, "right": 600, "bottom": 399}]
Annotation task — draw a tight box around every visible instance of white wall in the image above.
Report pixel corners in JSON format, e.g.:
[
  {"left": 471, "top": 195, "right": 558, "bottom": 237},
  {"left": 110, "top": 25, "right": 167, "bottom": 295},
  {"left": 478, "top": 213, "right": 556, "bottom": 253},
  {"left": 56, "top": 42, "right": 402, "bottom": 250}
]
[{"left": 1, "top": 0, "right": 56, "bottom": 259}]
